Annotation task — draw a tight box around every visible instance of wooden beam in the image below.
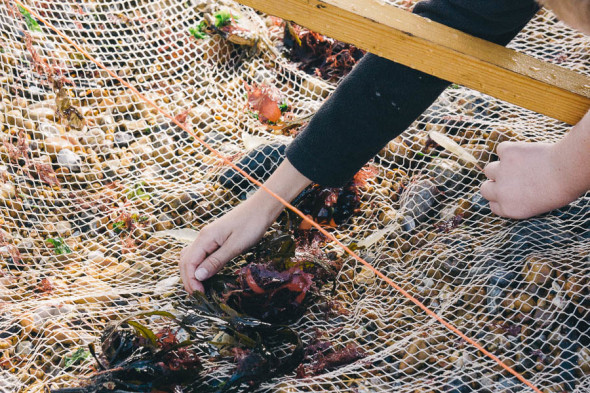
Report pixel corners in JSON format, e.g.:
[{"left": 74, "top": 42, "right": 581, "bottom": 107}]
[{"left": 237, "top": 0, "right": 590, "bottom": 125}]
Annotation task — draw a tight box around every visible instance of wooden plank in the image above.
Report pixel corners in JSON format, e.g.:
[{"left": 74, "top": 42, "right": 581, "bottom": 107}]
[{"left": 236, "top": 0, "right": 590, "bottom": 125}]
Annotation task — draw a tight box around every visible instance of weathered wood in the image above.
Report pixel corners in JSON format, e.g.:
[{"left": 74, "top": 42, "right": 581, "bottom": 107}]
[{"left": 237, "top": 0, "right": 590, "bottom": 125}]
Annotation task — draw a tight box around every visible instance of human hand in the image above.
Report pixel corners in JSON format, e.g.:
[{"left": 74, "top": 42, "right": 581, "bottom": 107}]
[
  {"left": 480, "top": 141, "right": 584, "bottom": 219},
  {"left": 179, "top": 197, "right": 278, "bottom": 293},
  {"left": 179, "top": 158, "right": 312, "bottom": 293}
]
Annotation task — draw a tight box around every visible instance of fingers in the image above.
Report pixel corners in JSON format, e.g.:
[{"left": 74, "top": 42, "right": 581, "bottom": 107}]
[
  {"left": 483, "top": 161, "right": 500, "bottom": 181},
  {"left": 194, "top": 240, "right": 239, "bottom": 282},
  {"left": 179, "top": 231, "right": 221, "bottom": 293},
  {"left": 480, "top": 180, "right": 497, "bottom": 202},
  {"left": 496, "top": 141, "right": 519, "bottom": 159},
  {"left": 180, "top": 244, "right": 208, "bottom": 293}
]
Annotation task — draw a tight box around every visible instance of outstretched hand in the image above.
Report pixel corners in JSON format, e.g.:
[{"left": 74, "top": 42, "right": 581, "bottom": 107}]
[
  {"left": 179, "top": 197, "right": 277, "bottom": 293},
  {"left": 179, "top": 158, "right": 313, "bottom": 293}
]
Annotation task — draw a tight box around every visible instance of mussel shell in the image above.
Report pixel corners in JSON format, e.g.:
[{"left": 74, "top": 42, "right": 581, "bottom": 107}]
[{"left": 399, "top": 179, "right": 439, "bottom": 230}]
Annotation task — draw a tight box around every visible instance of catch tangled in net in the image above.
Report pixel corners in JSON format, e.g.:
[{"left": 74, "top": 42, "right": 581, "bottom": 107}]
[{"left": 0, "top": 0, "right": 589, "bottom": 392}]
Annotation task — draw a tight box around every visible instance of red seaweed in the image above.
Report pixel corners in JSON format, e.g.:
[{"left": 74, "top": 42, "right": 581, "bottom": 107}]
[
  {"left": 246, "top": 83, "right": 286, "bottom": 124},
  {"left": 293, "top": 166, "right": 376, "bottom": 229},
  {"left": 296, "top": 334, "right": 367, "bottom": 378},
  {"left": 284, "top": 23, "right": 365, "bottom": 81},
  {"left": 223, "top": 264, "right": 314, "bottom": 323}
]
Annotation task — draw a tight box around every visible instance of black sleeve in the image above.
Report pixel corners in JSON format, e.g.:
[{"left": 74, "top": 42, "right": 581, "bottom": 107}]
[{"left": 285, "top": 0, "right": 540, "bottom": 187}]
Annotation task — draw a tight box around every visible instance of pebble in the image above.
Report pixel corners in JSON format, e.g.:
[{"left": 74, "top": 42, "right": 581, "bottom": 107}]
[
  {"left": 98, "top": 114, "right": 115, "bottom": 131},
  {"left": 16, "top": 340, "right": 33, "bottom": 356},
  {"left": 355, "top": 266, "right": 376, "bottom": 286},
  {"left": 122, "top": 119, "right": 148, "bottom": 134},
  {"left": 86, "top": 250, "right": 104, "bottom": 263},
  {"left": 44, "top": 137, "right": 74, "bottom": 156},
  {"left": 300, "top": 77, "right": 331, "bottom": 99},
  {"left": 154, "top": 213, "right": 175, "bottom": 231},
  {"left": 57, "top": 149, "right": 82, "bottom": 172},
  {"left": 0, "top": 371, "right": 20, "bottom": 390},
  {"left": 81, "top": 128, "right": 106, "bottom": 146},
  {"left": 29, "top": 107, "right": 55, "bottom": 122},
  {"left": 524, "top": 256, "right": 553, "bottom": 286},
  {"left": 0, "top": 183, "right": 15, "bottom": 200},
  {"left": 55, "top": 221, "right": 73, "bottom": 237},
  {"left": 120, "top": 261, "right": 154, "bottom": 281},
  {"left": 114, "top": 131, "right": 134, "bottom": 147},
  {"left": 37, "top": 122, "right": 61, "bottom": 138},
  {"left": 70, "top": 277, "right": 116, "bottom": 303}
]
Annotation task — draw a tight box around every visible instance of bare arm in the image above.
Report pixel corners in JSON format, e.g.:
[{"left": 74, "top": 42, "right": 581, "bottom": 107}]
[
  {"left": 179, "top": 159, "right": 311, "bottom": 293},
  {"left": 481, "top": 110, "right": 590, "bottom": 219}
]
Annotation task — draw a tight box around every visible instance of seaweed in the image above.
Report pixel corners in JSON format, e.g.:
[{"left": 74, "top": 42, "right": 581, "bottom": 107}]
[
  {"left": 55, "top": 232, "right": 345, "bottom": 392},
  {"left": 245, "top": 83, "right": 288, "bottom": 124},
  {"left": 18, "top": 6, "right": 41, "bottom": 32},
  {"left": 295, "top": 332, "right": 367, "bottom": 378},
  {"left": 293, "top": 166, "right": 376, "bottom": 229},
  {"left": 52, "top": 314, "right": 204, "bottom": 393},
  {"left": 283, "top": 23, "right": 365, "bottom": 81},
  {"left": 207, "top": 231, "right": 342, "bottom": 324},
  {"left": 46, "top": 237, "right": 72, "bottom": 255}
]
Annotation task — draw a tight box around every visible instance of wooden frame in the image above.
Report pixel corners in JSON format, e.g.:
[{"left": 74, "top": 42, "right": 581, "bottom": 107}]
[{"left": 237, "top": 0, "right": 590, "bottom": 125}]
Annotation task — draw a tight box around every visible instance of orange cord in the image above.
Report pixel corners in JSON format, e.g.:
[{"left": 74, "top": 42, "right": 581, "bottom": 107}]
[{"left": 14, "top": 2, "right": 543, "bottom": 391}]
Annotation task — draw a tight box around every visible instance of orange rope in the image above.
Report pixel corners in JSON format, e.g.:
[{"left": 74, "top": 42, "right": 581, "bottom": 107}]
[{"left": 15, "top": 2, "right": 542, "bottom": 392}]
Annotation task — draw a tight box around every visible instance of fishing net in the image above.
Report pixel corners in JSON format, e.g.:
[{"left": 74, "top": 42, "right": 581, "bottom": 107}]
[{"left": 0, "top": 0, "right": 589, "bottom": 392}]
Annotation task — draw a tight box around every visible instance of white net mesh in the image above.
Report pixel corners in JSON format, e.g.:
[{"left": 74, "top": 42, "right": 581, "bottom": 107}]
[{"left": 0, "top": 0, "right": 589, "bottom": 392}]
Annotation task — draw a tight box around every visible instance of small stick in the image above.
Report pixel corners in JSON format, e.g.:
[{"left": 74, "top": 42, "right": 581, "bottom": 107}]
[{"left": 428, "top": 130, "right": 485, "bottom": 172}]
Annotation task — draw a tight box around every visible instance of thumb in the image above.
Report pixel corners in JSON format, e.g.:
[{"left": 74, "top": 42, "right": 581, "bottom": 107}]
[{"left": 194, "top": 241, "right": 239, "bottom": 281}]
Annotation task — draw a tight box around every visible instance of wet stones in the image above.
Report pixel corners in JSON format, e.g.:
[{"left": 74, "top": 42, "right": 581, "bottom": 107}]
[
  {"left": 354, "top": 266, "right": 376, "bottom": 286},
  {"left": 523, "top": 256, "right": 553, "bottom": 286},
  {"left": 425, "top": 158, "right": 464, "bottom": 197},
  {"left": 154, "top": 213, "right": 175, "bottom": 231},
  {"left": 81, "top": 128, "right": 106, "bottom": 147},
  {"left": 36, "top": 122, "right": 62, "bottom": 139},
  {"left": 15, "top": 340, "right": 33, "bottom": 356},
  {"left": 98, "top": 114, "right": 115, "bottom": 131},
  {"left": 121, "top": 119, "right": 149, "bottom": 134},
  {"left": 504, "top": 218, "right": 570, "bottom": 259},
  {"left": 55, "top": 221, "right": 73, "bottom": 237},
  {"left": 6, "top": 110, "right": 35, "bottom": 131},
  {"left": 44, "top": 137, "right": 74, "bottom": 156},
  {"left": 470, "top": 192, "right": 491, "bottom": 216}
]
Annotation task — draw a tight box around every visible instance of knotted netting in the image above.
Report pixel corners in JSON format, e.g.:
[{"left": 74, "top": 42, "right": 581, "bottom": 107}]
[{"left": 0, "top": 0, "right": 589, "bottom": 392}]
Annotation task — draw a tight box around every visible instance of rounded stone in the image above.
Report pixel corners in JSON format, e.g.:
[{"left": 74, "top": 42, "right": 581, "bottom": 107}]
[{"left": 57, "top": 149, "right": 82, "bottom": 172}]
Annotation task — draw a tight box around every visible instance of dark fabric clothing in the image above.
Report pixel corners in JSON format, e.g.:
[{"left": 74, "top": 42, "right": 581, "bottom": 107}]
[{"left": 285, "top": 0, "right": 540, "bottom": 187}]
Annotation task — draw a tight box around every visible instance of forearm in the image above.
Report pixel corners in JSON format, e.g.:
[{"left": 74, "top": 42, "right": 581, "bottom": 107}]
[
  {"left": 554, "top": 110, "right": 590, "bottom": 196},
  {"left": 247, "top": 158, "right": 312, "bottom": 219},
  {"left": 287, "top": 0, "right": 540, "bottom": 187}
]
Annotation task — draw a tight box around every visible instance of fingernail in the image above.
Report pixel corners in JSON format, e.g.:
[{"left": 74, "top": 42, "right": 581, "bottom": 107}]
[{"left": 195, "top": 268, "right": 208, "bottom": 281}]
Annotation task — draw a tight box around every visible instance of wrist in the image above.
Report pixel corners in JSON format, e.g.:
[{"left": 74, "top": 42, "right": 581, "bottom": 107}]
[
  {"left": 248, "top": 189, "right": 288, "bottom": 220},
  {"left": 551, "top": 114, "right": 590, "bottom": 199},
  {"left": 245, "top": 158, "right": 313, "bottom": 222}
]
